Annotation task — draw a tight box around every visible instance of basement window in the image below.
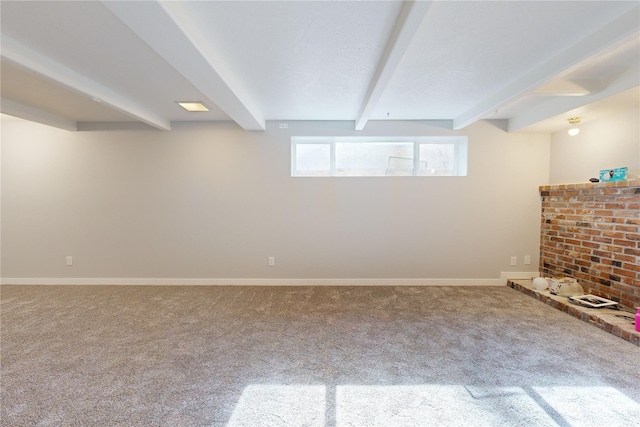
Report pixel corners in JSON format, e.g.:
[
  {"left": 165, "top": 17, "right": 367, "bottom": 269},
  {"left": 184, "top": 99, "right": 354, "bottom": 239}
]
[{"left": 291, "top": 136, "right": 467, "bottom": 177}]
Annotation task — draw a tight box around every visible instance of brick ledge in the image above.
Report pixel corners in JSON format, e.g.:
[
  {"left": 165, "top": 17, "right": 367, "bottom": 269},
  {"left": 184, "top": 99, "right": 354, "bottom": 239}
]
[
  {"left": 539, "top": 179, "right": 640, "bottom": 191},
  {"left": 507, "top": 279, "right": 639, "bottom": 347}
]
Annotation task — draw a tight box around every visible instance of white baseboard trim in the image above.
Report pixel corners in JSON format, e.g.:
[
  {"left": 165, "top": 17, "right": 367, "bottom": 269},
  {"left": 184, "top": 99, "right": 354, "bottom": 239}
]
[
  {"left": 1, "top": 277, "right": 505, "bottom": 286},
  {"left": 500, "top": 271, "right": 540, "bottom": 285}
]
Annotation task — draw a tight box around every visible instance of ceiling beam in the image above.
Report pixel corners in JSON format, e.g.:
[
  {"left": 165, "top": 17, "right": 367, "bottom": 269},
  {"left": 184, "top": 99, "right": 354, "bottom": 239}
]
[
  {"left": 0, "top": 36, "right": 172, "bottom": 131},
  {"left": 1, "top": 97, "right": 77, "bottom": 131},
  {"left": 508, "top": 59, "right": 640, "bottom": 132},
  {"left": 102, "top": 0, "right": 265, "bottom": 131},
  {"left": 452, "top": 5, "right": 640, "bottom": 130},
  {"left": 354, "top": 1, "right": 432, "bottom": 131}
]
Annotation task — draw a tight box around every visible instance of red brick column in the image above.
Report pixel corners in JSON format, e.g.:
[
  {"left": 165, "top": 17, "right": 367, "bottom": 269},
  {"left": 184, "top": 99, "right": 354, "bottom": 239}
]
[{"left": 539, "top": 180, "right": 640, "bottom": 309}]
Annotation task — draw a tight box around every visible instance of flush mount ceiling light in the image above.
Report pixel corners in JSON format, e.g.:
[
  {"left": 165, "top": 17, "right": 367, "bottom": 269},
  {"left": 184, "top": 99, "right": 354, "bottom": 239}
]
[
  {"left": 568, "top": 117, "right": 581, "bottom": 136},
  {"left": 177, "top": 101, "right": 209, "bottom": 112}
]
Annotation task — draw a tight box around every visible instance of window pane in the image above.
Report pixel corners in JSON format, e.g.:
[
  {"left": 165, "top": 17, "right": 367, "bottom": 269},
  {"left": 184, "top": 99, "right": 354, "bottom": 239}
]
[
  {"left": 335, "top": 142, "right": 413, "bottom": 176},
  {"left": 291, "top": 137, "right": 466, "bottom": 177},
  {"left": 418, "top": 143, "right": 455, "bottom": 176},
  {"left": 295, "top": 143, "right": 330, "bottom": 176}
]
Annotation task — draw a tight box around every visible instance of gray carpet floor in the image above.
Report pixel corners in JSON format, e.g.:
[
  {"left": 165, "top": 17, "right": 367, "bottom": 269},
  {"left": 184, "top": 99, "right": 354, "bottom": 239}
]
[{"left": 1, "top": 285, "right": 639, "bottom": 426}]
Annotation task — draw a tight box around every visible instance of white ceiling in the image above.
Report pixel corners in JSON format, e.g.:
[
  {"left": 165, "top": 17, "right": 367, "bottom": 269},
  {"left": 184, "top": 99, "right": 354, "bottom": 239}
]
[{"left": 1, "top": 1, "right": 638, "bottom": 133}]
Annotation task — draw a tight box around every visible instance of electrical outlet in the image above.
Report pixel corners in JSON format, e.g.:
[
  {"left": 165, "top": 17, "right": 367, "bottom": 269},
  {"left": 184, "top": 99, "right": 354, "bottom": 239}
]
[
  {"left": 510, "top": 256, "right": 517, "bottom": 266},
  {"left": 524, "top": 255, "right": 531, "bottom": 265},
  {"left": 268, "top": 256, "right": 275, "bottom": 266},
  {"left": 279, "top": 123, "right": 288, "bottom": 129},
  {"left": 66, "top": 256, "right": 73, "bottom": 266}
]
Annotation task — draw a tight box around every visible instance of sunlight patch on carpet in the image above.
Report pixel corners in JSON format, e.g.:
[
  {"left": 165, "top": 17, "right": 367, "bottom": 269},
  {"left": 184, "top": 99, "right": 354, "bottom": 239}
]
[
  {"left": 336, "top": 385, "right": 556, "bottom": 426},
  {"left": 533, "top": 386, "right": 640, "bottom": 426},
  {"left": 227, "top": 384, "right": 640, "bottom": 426},
  {"left": 226, "top": 384, "right": 325, "bottom": 426}
]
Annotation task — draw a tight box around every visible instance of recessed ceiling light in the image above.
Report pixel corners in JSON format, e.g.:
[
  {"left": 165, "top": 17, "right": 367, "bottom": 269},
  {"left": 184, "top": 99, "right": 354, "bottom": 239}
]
[
  {"left": 177, "top": 101, "right": 209, "bottom": 112},
  {"left": 567, "top": 117, "right": 581, "bottom": 136}
]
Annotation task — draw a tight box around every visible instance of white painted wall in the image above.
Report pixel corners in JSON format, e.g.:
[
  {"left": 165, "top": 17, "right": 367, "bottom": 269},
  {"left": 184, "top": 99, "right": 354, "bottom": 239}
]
[
  {"left": 1, "top": 119, "right": 548, "bottom": 283},
  {"left": 549, "top": 108, "right": 640, "bottom": 184}
]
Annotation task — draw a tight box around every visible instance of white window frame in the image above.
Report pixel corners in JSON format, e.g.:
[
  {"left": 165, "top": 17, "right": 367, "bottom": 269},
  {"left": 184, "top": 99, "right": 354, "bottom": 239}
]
[{"left": 291, "top": 136, "right": 467, "bottom": 177}]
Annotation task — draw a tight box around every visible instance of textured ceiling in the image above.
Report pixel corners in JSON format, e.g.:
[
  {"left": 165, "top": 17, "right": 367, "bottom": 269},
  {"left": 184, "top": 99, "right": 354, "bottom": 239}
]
[{"left": 1, "top": 0, "right": 638, "bottom": 133}]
